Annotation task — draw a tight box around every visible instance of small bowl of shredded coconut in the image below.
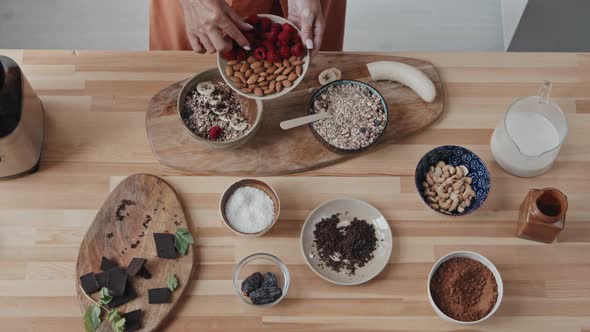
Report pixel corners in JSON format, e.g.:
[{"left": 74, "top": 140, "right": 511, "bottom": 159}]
[{"left": 220, "top": 179, "right": 280, "bottom": 237}]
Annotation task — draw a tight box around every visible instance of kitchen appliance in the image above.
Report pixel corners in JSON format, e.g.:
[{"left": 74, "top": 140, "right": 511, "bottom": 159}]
[{"left": 0, "top": 55, "right": 44, "bottom": 179}]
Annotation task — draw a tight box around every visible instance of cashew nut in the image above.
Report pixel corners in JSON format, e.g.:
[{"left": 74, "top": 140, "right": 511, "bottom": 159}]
[
  {"left": 452, "top": 180, "right": 464, "bottom": 190},
  {"left": 436, "top": 161, "right": 446, "bottom": 169},
  {"left": 434, "top": 167, "right": 443, "bottom": 177},
  {"left": 463, "top": 177, "right": 473, "bottom": 185},
  {"left": 443, "top": 165, "right": 456, "bottom": 175},
  {"left": 465, "top": 198, "right": 472, "bottom": 207},
  {"left": 427, "top": 197, "right": 437, "bottom": 204},
  {"left": 429, "top": 203, "right": 439, "bottom": 210},
  {"left": 455, "top": 166, "right": 464, "bottom": 178},
  {"left": 424, "top": 189, "right": 436, "bottom": 197},
  {"left": 439, "top": 199, "right": 452, "bottom": 210},
  {"left": 422, "top": 160, "right": 474, "bottom": 214},
  {"left": 449, "top": 199, "right": 460, "bottom": 212},
  {"left": 426, "top": 173, "right": 434, "bottom": 186},
  {"left": 463, "top": 184, "right": 476, "bottom": 200}
]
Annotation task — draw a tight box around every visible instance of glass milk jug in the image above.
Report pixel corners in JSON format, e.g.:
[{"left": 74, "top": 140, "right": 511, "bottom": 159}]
[{"left": 491, "top": 81, "right": 568, "bottom": 177}]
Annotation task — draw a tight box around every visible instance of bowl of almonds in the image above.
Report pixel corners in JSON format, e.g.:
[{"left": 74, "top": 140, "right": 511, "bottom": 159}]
[
  {"left": 415, "top": 145, "right": 491, "bottom": 216},
  {"left": 217, "top": 14, "right": 309, "bottom": 100}
]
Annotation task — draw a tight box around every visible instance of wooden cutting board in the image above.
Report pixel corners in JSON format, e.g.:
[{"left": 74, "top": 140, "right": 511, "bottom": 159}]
[
  {"left": 75, "top": 174, "right": 194, "bottom": 332},
  {"left": 146, "top": 54, "right": 445, "bottom": 175}
]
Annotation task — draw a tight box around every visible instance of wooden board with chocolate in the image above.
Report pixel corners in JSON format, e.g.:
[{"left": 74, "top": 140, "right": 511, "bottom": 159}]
[
  {"left": 75, "top": 174, "right": 194, "bottom": 331},
  {"left": 146, "top": 53, "right": 445, "bottom": 175}
]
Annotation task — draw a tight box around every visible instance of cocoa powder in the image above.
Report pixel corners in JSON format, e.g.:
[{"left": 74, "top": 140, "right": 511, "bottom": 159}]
[{"left": 430, "top": 257, "right": 498, "bottom": 322}]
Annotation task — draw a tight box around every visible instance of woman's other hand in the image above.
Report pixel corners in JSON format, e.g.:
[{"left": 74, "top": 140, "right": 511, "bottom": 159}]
[{"left": 287, "top": 0, "right": 325, "bottom": 56}]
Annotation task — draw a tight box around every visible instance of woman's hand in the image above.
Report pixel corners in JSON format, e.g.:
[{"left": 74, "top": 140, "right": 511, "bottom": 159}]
[
  {"left": 179, "top": 0, "right": 253, "bottom": 53},
  {"left": 287, "top": 0, "right": 325, "bottom": 56}
]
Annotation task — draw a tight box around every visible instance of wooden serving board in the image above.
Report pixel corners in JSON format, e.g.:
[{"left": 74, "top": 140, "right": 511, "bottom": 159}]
[
  {"left": 75, "top": 174, "right": 194, "bottom": 332},
  {"left": 146, "top": 54, "right": 445, "bottom": 175}
]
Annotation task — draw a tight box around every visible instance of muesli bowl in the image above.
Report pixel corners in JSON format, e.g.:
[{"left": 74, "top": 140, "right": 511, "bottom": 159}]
[
  {"left": 307, "top": 80, "right": 389, "bottom": 154},
  {"left": 177, "top": 68, "right": 263, "bottom": 150}
]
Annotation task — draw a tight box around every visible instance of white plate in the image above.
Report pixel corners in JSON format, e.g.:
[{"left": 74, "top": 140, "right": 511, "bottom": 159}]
[
  {"left": 216, "top": 14, "right": 310, "bottom": 101},
  {"left": 300, "top": 198, "right": 393, "bottom": 285}
]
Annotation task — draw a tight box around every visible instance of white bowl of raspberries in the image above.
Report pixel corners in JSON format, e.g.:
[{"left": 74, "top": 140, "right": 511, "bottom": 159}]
[{"left": 217, "top": 14, "right": 310, "bottom": 100}]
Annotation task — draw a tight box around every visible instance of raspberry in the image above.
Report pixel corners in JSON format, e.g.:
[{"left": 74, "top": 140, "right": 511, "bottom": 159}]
[
  {"left": 290, "top": 43, "right": 305, "bottom": 57},
  {"left": 253, "top": 47, "right": 266, "bottom": 60},
  {"left": 277, "top": 30, "right": 292, "bottom": 46},
  {"left": 291, "top": 30, "right": 303, "bottom": 45},
  {"left": 271, "top": 23, "right": 282, "bottom": 32},
  {"left": 278, "top": 46, "right": 290, "bottom": 59},
  {"left": 235, "top": 47, "right": 247, "bottom": 62},
  {"left": 209, "top": 126, "right": 222, "bottom": 140},
  {"left": 282, "top": 23, "right": 294, "bottom": 33},
  {"left": 221, "top": 49, "right": 236, "bottom": 61},
  {"left": 243, "top": 31, "right": 257, "bottom": 45},
  {"left": 259, "top": 17, "right": 273, "bottom": 32},
  {"left": 266, "top": 49, "right": 280, "bottom": 63},
  {"left": 264, "top": 30, "right": 279, "bottom": 42},
  {"left": 245, "top": 14, "right": 260, "bottom": 26}
]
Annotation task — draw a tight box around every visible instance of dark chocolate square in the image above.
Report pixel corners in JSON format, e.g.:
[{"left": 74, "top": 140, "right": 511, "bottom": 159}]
[
  {"left": 101, "top": 256, "right": 118, "bottom": 271},
  {"left": 126, "top": 258, "right": 147, "bottom": 277},
  {"left": 148, "top": 288, "right": 171, "bottom": 304},
  {"left": 95, "top": 271, "right": 108, "bottom": 288},
  {"left": 122, "top": 309, "right": 142, "bottom": 331},
  {"left": 79, "top": 272, "right": 100, "bottom": 294},
  {"left": 153, "top": 233, "right": 177, "bottom": 259},
  {"left": 107, "top": 281, "right": 137, "bottom": 308},
  {"left": 107, "top": 267, "right": 127, "bottom": 297}
]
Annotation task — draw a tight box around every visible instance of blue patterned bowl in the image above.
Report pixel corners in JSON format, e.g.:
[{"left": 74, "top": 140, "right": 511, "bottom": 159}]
[{"left": 415, "top": 145, "right": 490, "bottom": 216}]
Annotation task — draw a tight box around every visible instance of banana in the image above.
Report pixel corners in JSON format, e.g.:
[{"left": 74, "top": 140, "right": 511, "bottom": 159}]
[
  {"left": 196, "top": 82, "right": 215, "bottom": 96},
  {"left": 318, "top": 68, "right": 342, "bottom": 86},
  {"left": 366, "top": 61, "right": 436, "bottom": 103},
  {"left": 230, "top": 120, "right": 248, "bottom": 131}
]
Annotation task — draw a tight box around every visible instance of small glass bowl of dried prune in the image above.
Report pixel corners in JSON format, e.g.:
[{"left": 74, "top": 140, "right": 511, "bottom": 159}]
[{"left": 233, "top": 253, "right": 290, "bottom": 306}]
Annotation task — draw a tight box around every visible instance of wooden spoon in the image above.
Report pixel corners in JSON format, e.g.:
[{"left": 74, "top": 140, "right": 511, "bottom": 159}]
[{"left": 280, "top": 112, "right": 331, "bottom": 130}]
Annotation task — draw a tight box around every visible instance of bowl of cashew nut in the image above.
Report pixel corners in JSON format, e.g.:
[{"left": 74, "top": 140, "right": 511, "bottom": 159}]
[{"left": 415, "top": 145, "right": 491, "bottom": 216}]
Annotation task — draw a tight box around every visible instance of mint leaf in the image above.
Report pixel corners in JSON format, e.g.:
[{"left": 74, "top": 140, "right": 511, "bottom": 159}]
[
  {"left": 107, "top": 310, "right": 126, "bottom": 332},
  {"left": 98, "top": 287, "right": 112, "bottom": 305},
  {"left": 174, "top": 228, "right": 194, "bottom": 256},
  {"left": 83, "top": 305, "right": 101, "bottom": 332},
  {"left": 167, "top": 274, "right": 178, "bottom": 292}
]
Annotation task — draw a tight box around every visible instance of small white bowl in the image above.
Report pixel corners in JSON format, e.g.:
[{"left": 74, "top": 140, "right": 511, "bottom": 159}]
[
  {"left": 427, "top": 251, "right": 503, "bottom": 324},
  {"left": 216, "top": 14, "right": 310, "bottom": 101}
]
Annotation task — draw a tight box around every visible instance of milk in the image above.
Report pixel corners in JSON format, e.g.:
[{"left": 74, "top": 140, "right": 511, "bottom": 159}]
[{"left": 491, "top": 97, "right": 565, "bottom": 178}]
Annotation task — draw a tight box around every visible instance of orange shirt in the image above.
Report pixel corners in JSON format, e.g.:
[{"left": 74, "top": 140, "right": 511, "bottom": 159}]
[{"left": 150, "top": 0, "right": 346, "bottom": 51}]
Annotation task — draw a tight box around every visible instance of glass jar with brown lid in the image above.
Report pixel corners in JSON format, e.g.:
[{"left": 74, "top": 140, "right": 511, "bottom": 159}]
[{"left": 516, "top": 188, "right": 567, "bottom": 243}]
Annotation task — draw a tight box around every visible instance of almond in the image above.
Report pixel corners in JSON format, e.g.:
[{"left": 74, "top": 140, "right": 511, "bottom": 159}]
[
  {"left": 266, "top": 66, "right": 277, "bottom": 74},
  {"left": 231, "top": 76, "right": 241, "bottom": 83},
  {"left": 276, "top": 75, "right": 288, "bottom": 82},
  {"left": 227, "top": 60, "right": 238, "bottom": 66},
  {"left": 225, "top": 66, "right": 233, "bottom": 77},
  {"left": 253, "top": 67, "right": 265, "bottom": 74},
  {"left": 274, "top": 61, "right": 283, "bottom": 68},
  {"left": 247, "top": 56, "right": 256, "bottom": 63},
  {"left": 276, "top": 81, "right": 283, "bottom": 92},
  {"left": 283, "top": 67, "right": 293, "bottom": 75},
  {"left": 250, "top": 61, "right": 263, "bottom": 69},
  {"left": 233, "top": 71, "right": 241, "bottom": 78},
  {"left": 266, "top": 75, "right": 277, "bottom": 81},
  {"left": 239, "top": 63, "right": 248, "bottom": 73},
  {"left": 282, "top": 79, "right": 292, "bottom": 87},
  {"left": 244, "top": 69, "right": 252, "bottom": 78},
  {"left": 254, "top": 88, "right": 263, "bottom": 97},
  {"left": 269, "top": 80, "right": 276, "bottom": 90},
  {"left": 263, "top": 87, "right": 275, "bottom": 95},
  {"left": 296, "top": 65, "right": 302, "bottom": 76},
  {"left": 241, "top": 88, "right": 252, "bottom": 93},
  {"left": 259, "top": 81, "right": 269, "bottom": 87},
  {"left": 263, "top": 61, "right": 272, "bottom": 68},
  {"left": 257, "top": 76, "right": 266, "bottom": 83},
  {"left": 246, "top": 74, "right": 259, "bottom": 85},
  {"left": 292, "top": 60, "right": 304, "bottom": 66},
  {"left": 259, "top": 72, "right": 268, "bottom": 77},
  {"left": 289, "top": 56, "right": 296, "bottom": 62},
  {"left": 283, "top": 59, "right": 290, "bottom": 68},
  {"left": 232, "top": 63, "right": 241, "bottom": 71},
  {"left": 274, "top": 67, "right": 285, "bottom": 75},
  {"left": 288, "top": 72, "right": 297, "bottom": 82}
]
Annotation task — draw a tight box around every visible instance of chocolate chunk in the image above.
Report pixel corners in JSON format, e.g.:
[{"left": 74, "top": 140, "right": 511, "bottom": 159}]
[
  {"left": 107, "top": 267, "right": 127, "bottom": 297},
  {"left": 148, "top": 288, "right": 171, "bottom": 304},
  {"left": 100, "top": 256, "right": 118, "bottom": 271},
  {"left": 79, "top": 272, "right": 100, "bottom": 294},
  {"left": 123, "top": 309, "right": 142, "bottom": 331},
  {"left": 126, "top": 258, "right": 147, "bottom": 277},
  {"left": 107, "top": 281, "right": 137, "bottom": 309},
  {"left": 95, "top": 271, "right": 108, "bottom": 288},
  {"left": 153, "top": 233, "right": 177, "bottom": 259}
]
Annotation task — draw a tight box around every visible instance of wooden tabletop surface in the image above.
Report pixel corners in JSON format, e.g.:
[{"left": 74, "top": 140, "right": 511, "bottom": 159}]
[{"left": 1, "top": 50, "right": 590, "bottom": 331}]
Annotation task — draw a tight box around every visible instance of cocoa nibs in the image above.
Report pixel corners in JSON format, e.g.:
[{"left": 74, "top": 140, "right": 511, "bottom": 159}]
[
  {"left": 115, "top": 199, "right": 136, "bottom": 222},
  {"left": 313, "top": 214, "right": 378, "bottom": 275},
  {"left": 311, "top": 83, "right": 386, "bottom": 150},
  {"left": 181, "top": 80, "right": 250, "bottom": 141},
  {"left": 430, "top": 257, "right": 498, "bottom": 322}
]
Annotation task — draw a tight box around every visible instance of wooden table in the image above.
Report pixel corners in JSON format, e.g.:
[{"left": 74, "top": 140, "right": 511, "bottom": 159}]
[{"left": 1, "top": 50, "right": 590, "bottom": 331}]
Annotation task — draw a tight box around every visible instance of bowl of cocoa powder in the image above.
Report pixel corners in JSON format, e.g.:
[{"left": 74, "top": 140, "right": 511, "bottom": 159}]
[{"left": 428, "top": 251, "right": 503, "bottom": 324}]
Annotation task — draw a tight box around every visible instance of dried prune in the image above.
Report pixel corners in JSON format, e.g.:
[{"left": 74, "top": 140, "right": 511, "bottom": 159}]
[
  {"left": 262, "top": 272, "right": 277, "bottom": 288},
  {"left": 249, "top": 286, "right": 282, "bottom": 305},
  {"left": 241, "top": 272, "right": 263, "bottom": 296}
]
